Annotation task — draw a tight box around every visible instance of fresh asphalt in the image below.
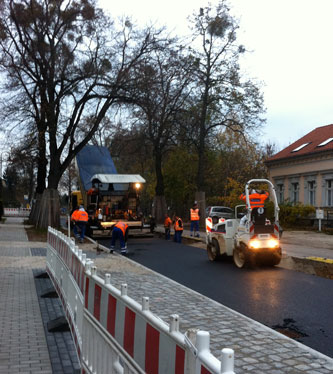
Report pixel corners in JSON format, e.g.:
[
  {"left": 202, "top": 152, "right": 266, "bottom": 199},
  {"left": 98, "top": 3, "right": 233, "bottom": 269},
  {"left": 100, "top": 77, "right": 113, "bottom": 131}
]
[{"left": 98, "top": 235, "right": 333, "bottom": 358}]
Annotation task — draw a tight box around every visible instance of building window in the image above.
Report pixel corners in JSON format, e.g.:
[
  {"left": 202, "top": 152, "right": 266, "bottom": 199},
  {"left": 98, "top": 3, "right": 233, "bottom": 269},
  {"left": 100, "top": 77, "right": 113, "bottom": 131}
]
[
  {"left": 277, "top": 184, "right": 284, "bottom": 203},
  {"left": 291, "top": 182, "right": 299, "bottom": 203},
  {"left": 327, "top": 180, "right": 333, "bottom": 207},
  {"left": 308, "top": 181, "right": 316, "bottom": 206},
  {"left": 291, "top": 143, "right": 310, "bottom": 152}
]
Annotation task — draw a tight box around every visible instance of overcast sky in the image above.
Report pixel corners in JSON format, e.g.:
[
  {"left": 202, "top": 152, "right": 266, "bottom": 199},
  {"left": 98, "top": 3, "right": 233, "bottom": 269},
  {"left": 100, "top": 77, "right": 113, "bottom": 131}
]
[{"left": 98, "top": 0, "right": 333, "bottom": 150}]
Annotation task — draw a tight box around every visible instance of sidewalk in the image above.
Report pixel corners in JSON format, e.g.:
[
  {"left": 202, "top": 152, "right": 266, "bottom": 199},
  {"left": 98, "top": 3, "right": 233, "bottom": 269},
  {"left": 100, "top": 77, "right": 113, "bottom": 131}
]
[
  {"left": 0, "top": 217, "right": 80, "bottom": 374},
  {"left": 0, "top": 217, "right": 52, "bottom": 374}
]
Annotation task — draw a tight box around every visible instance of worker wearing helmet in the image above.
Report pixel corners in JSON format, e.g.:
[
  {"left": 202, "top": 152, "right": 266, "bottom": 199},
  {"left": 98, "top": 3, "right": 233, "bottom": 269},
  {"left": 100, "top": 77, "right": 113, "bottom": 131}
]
[
  {"left": 71, "top": 205, "right": 88, "bottom": 243},
  {"left": 190, "top": 201, "right": 200, "bottom": 237},
  {"left": 110, "top": 221, "right": 129, "bottom": 255},
  {"left": 240, "top": 189, "right": 269, "bottom": 209}
]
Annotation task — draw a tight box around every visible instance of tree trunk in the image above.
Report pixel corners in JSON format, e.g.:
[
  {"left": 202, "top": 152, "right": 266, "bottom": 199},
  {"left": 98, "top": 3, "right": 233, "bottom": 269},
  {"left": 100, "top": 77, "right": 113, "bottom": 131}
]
[
  {"left": 35, "top": 189, "right": 60, "bottom": 229},
  {"left": 154, "top": 147, "right": 164, "bottom": 196},
  {"left": 153, "top": 195, "right": 167, "bottom": 224},
  {"left": 29, "top": 193, "right": 42, "bottom": 224},
  {"left": 195, "top": 190, "right": 206, "bottom": 229}
]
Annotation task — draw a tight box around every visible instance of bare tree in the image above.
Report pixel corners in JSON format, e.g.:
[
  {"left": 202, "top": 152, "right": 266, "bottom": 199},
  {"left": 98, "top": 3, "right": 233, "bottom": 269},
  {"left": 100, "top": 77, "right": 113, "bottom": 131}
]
[
  {"left": 0, "top": 0, "right": 162, "bottom": 228},
  {"left": 126, "top": 45, "right": 194, "bottom": 221},
  {"left": 186, "top": 1, "right": 265, "bottom": 223}
]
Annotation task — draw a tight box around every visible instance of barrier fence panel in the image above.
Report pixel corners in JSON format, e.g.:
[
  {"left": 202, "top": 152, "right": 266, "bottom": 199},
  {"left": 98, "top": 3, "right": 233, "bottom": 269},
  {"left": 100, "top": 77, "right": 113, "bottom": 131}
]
[
  {"left": 4, "top": 207, "right": 31, "bottom": 217},
  {"left": 46, "top": 227, "right": 235, "bottom": 374},
  {"left": 46, "top": 228, "right": 87, "bottom": 358}
]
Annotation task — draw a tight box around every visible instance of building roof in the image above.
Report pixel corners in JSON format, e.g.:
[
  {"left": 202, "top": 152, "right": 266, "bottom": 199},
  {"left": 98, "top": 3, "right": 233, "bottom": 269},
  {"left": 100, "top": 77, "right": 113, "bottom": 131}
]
[
  {"left": 76, "top": 145, "right": 117, "bottom": 191},
  {"left": 266, "top": 124, "right": 333, "bottom": 163}
]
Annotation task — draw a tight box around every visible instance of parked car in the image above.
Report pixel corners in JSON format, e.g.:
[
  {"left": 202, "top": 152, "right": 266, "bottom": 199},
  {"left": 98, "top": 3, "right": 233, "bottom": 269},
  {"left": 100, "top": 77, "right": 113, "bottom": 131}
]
[{"left": 206, "top": 206, "right": 234, "bottom": 224}]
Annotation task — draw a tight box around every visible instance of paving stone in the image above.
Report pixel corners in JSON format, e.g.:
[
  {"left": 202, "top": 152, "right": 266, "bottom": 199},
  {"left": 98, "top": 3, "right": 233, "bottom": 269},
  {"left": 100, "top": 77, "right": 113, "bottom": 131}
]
[{"left": 0, "top": 219, "right": 75, "bottom": 374}]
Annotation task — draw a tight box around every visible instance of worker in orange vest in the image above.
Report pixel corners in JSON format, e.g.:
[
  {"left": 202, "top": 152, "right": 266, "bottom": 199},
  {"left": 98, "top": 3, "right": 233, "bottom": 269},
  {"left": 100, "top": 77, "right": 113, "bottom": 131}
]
[
  {"left": 71, "top": 205, "right": 89, "bottom": 243},
  {"left": 110, "top": 221, "right": 129, "bottom": 255},
  {"left": 240, "top": 190, "right": 269, "bottom": 209},
  {"left": 164, "top": 213, "right": 172, "bottom": 240},
  {"left": 173, "top": 215, "right": 183, "bottom": 243},
  {"left": 190, "top": 201, "right": 200, "bottom": 237}
]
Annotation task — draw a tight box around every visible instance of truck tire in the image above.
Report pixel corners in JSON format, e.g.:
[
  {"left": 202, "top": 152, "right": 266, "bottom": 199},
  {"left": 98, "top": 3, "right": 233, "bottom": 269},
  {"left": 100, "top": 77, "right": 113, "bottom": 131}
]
[
  {"left": 207, "top": 238, "right": 221, "bottom": 261},
  {"left": 233, "top": 243, "right": 254, "bottom": 268}
]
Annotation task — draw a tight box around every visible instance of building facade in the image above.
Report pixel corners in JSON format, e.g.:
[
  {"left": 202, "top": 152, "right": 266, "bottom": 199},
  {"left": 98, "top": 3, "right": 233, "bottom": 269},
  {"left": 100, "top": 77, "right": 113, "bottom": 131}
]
[{"left": 265, "top": 124, "right": 333, "bottom": 209}]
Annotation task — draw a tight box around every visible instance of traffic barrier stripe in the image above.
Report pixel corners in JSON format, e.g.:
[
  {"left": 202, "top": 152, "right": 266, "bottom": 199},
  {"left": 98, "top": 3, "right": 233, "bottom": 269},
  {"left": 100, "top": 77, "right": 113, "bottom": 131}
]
[
  {"left": 47, "top": 227, "right": 235, "bottom": 374},
  {"left": 85, "top": 275, "right": 187, "bottom": 374}
]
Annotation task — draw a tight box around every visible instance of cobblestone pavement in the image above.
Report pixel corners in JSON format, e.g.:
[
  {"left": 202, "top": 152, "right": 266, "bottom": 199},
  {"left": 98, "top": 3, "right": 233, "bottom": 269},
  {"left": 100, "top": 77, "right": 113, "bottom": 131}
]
[
  {"left": 33, "top": 269, "right": 81, "bottom": 374},
  {"left": 0, "top": 220, "right": 52, "bottom": 374},
  {"left": 82, "top": 242, "right": 333, "bottom": 374},
  {"left": 0, "top": 217, "right": 79, "bottom": 374}
]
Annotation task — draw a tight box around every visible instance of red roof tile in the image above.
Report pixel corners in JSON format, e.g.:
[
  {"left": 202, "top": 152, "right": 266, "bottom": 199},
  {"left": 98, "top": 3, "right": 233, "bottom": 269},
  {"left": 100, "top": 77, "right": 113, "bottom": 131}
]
[{"left": 266, "top": 124, "right": 333, "bottom": 162}]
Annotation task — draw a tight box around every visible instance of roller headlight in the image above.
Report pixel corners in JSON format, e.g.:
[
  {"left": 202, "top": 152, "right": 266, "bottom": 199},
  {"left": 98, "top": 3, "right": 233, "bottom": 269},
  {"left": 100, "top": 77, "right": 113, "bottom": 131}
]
[
  {"left": 268, "top": 239, "right": 279, "bottom": 248},
  {"left": 249, "top": 239, "right": 260, "bottom": 249}
]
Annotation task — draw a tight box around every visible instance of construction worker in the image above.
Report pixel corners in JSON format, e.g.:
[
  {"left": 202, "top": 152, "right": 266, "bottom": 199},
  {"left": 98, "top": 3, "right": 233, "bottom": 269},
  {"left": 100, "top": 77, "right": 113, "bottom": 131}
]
[
  {"left": 164, "top": 213, "right": 172, "bottom": 240},
  {"left": 110, "top": 221, "right": 129, "bottom": 255},
  {"left": 190, "top": 201, "right": 200, "bottom": 237},
  {"left": 239, "top": 189, "right": 269, "bottom": 227},
  {"left": 240, "top": 189, "right": 269, "bottom": 209},
  {"left": 71, "top": 205, "right": 89, "bottom": 243},
  {"left": 173, "top": 215, "right": 183, "bottom": 243}
]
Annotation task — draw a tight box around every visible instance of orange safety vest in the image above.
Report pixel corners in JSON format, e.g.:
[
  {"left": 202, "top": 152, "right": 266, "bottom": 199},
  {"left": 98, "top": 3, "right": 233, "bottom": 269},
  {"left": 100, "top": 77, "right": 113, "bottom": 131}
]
[
  {"left": 174, "top": 218, "right": 183, "bottom": 231},
  {"left": 77, "top": 210, "right": 88, "bottom": 222},
  {"left": 240, "top": 192, "right": 269, "bottom": 208},
  {"left": 115, "top": 222, "right": 129, "bottom": 236},
  {"left": 71, "top": 209, "right": 88, "bottom": 222},
  {"left": 190, "top": 208, "right": 200, "bottom": 221},
  {"left": 71, "top": 210, "right": 79, "bottom": 221},
  {"left": 164, "top": 217, "right": 172, "bottom": 228}
]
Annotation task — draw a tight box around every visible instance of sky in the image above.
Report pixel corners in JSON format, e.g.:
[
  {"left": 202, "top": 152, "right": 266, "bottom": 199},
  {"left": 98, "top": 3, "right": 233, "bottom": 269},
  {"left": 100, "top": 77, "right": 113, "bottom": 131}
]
[{"left": 98, "top": 0, "right": 333, "bottom": 151}]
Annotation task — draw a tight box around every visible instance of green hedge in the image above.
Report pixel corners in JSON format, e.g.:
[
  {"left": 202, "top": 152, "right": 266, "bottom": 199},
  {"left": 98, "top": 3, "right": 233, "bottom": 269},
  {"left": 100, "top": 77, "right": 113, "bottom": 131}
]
[{"left": 275, "top": 202, "right": 315, "bottom": 228}]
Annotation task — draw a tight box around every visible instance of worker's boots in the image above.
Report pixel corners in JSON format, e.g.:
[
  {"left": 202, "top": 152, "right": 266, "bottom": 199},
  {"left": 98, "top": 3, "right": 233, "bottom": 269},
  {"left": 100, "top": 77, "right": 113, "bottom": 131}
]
[{"left": 121, "top": 245, "right": 128, "bottom": 255}]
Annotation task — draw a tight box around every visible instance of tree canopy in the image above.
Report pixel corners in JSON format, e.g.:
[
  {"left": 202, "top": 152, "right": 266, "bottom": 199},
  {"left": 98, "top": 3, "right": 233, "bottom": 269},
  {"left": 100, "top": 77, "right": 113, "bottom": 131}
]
[{"left": 0, "top": 0, "right": 268, "bottom": 226}]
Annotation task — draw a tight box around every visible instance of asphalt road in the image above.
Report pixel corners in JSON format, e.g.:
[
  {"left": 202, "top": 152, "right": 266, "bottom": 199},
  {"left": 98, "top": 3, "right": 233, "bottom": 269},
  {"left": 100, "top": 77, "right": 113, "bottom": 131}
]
[{"left": 98, "top": 235, "right": 333, "bottom": 358}]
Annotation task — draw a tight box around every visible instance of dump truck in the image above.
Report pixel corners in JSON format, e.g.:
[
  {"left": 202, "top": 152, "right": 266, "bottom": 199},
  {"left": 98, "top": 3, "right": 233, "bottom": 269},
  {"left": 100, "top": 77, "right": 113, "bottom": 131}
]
[
  {"left": 206, "top": 179, "right": 282, "bottom": 268},
  {"left": 72, "top": 145, "right": 150, "bottom": 237}
]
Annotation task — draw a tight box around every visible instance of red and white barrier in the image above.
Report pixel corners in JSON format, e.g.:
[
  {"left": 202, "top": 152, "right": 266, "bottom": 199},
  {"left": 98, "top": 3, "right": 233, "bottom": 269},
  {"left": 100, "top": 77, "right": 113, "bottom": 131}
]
[
  {"left": 46, "top": 227, "right": 236, "bottom": 374},
  {"left": 84, "top": 268, "right": 187, "bottom": 374},
  {"left": 46, "top": 229, "right": 87, "bottom": 358},
  {"left": 4, "top": 207, "right": 31, "bottom": 217}
]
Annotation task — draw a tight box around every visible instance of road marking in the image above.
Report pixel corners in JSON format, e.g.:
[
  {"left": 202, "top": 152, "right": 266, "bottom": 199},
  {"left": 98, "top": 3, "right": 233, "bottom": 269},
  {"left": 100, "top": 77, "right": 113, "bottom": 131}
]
[{"left": 306, "top": 256, "right": 333, "bottom": 264}]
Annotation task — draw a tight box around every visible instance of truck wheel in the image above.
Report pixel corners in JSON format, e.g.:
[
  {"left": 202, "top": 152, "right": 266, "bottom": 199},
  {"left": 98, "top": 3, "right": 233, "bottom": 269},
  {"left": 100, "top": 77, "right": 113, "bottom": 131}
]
[
  {"left": 207, "top": 238, "right": 220, "bottom": 261},
  {"left": 233, "top": 243, "right": 250, "bottom": 268}
]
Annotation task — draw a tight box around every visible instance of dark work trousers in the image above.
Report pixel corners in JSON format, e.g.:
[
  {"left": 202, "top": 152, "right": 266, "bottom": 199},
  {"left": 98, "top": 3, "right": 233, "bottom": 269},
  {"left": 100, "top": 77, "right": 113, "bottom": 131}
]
[
  {"left": 165, "top": 227, "right": 171, "bottom": 240},
  {"left": 74, "top": 222, "right": 86, "bottom": 240},
  {"left": 111, "top": 227, "right": 127, "bottom": 249},
  {"left": 174, "top": 230, "right": 182, "bottom": 243}
]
